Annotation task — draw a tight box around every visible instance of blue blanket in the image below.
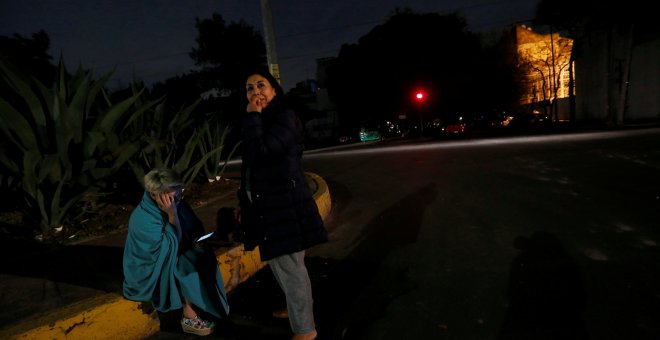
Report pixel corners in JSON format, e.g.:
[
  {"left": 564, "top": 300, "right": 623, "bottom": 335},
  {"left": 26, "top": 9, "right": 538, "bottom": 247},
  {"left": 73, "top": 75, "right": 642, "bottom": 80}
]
[{"left": 123, "top": 192, "right": 229, "bottom": 318}]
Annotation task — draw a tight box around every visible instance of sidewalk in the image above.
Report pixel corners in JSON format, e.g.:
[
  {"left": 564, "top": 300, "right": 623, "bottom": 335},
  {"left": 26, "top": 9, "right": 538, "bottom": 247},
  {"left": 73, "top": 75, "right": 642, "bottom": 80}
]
[{"left": 0, "top": 172, "right": 331, "bottom": 340}]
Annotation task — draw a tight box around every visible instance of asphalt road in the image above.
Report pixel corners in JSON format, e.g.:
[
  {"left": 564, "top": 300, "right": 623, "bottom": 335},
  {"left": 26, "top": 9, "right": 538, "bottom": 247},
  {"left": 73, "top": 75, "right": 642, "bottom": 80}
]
[{"left": 155, "top": 127, "right": 660, "bottom": 339}]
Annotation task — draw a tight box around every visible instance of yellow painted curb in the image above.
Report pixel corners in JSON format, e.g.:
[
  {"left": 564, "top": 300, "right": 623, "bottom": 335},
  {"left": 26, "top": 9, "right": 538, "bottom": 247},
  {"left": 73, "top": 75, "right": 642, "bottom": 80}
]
[
  {"left": 307, "top": 172, "right": 332, "bottom": 221},
  {"left": 215, "top": 244, "right": 266, "bottom": 293},
  {"left": 1, "top": 294, "right": 159, "bottom": 340},
  {"left": 4, "top": 173, "right": 330, "bottom": 339}
]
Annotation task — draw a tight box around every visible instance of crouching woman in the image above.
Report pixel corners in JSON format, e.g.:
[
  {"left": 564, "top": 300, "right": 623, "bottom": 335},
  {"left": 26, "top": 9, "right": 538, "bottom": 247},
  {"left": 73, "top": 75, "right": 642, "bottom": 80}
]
[{"left": 122, "top": 168, "right": 229, "bottom": 336}]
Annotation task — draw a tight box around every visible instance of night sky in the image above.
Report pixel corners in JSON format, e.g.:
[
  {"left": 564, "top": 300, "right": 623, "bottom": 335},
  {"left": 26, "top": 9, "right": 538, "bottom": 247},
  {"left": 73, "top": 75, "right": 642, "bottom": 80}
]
[{"left": 1, "top": 0, "right": 540, "bottom": 91}]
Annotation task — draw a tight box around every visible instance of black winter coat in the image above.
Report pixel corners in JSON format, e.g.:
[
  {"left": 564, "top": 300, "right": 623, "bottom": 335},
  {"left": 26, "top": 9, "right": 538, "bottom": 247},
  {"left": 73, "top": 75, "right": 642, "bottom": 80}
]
[{"left": 238, "top": 101, "right": 327, "bottom": 261}]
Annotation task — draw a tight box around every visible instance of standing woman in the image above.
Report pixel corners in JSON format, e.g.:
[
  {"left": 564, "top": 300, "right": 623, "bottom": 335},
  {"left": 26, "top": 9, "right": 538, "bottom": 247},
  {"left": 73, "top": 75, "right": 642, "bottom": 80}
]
[
  {"left": 123, "top": 168, "right": 229, "bottom": 336},
  {"left": 238, "top": 69, "right": 328, "bottom": 340}
]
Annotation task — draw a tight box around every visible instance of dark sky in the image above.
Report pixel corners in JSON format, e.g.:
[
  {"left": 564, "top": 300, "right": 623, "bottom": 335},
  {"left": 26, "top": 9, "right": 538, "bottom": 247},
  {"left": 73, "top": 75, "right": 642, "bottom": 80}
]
[{"left": 1, "top": 0, "right": 539, "bottom": 91}]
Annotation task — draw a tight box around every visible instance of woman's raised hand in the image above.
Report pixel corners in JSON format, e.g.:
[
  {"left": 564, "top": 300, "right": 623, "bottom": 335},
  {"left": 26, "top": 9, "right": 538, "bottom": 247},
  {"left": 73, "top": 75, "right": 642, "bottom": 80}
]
[
  {"left": 153, "top": 192, "right": 177, "bottom": 225},
  {"left": 246, "top": 94, "right": 265, "bottom": 113}
]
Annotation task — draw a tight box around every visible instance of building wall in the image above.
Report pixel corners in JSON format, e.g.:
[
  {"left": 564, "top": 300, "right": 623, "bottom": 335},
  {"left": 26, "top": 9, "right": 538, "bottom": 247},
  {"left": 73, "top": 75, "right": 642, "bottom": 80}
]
[
  {"left": 515, "top": 25, "right": 573, "bottom": 121},
  {"left": 574, "top": 32, "right": 610, "bottom": 123},
  {"left": 575, "top": 28, "right": 660, "bottom": 124},
  {"left": 627, "top": 38, "right": 660, "bottom": 121}
]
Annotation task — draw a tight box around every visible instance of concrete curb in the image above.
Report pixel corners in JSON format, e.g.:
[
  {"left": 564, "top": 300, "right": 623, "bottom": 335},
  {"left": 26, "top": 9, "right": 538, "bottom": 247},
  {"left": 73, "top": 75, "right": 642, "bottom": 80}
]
[
  {"left": 4, "top": 294, "right": 160, "bottom": 340},
  {"left": 308, "top": 172, "right": 332, "bottom": 221},
  {"left": 2, "top": 172, "right": 331, "bottom": 340}
]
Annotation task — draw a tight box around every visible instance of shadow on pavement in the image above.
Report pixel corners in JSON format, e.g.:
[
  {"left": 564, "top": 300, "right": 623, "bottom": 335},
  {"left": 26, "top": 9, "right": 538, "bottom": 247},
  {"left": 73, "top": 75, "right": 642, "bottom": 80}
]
[{"left": 498, "top": 231, "right": 589, "bottom": 340}]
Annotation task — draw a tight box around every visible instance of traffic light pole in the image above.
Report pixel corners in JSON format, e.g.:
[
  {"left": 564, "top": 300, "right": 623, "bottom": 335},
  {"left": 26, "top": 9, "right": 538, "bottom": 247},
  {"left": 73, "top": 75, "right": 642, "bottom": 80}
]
[
  {"left": 415, "top": 91, "right": 424, "bottom": 135},
  {"left": 418, "top": 102, "right": 423, "bottom": 134}
]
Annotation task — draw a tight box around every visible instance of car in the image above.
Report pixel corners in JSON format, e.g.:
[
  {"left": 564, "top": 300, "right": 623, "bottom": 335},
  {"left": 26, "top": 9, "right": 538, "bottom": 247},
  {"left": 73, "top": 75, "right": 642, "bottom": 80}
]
[
  {"left": 358, "top": 120, "right": 383, "bottom": 142},
  {"left": 441, "top": 113, "right": 472, "bottom": 136},
  {"left": 359, "top": 127, "right": 382, "bottom": 142},
  {"left": 508, "top": 109, "right": 552, "bottom": 131},
  {"left": 338, "top": 135, "right": 351, "bottom": 143},
  {"left": 445, "top": 120, "right": 467, "bottom": 134},
  {"left": 473, "top": 109, "right": 514, "bottom": 129}
]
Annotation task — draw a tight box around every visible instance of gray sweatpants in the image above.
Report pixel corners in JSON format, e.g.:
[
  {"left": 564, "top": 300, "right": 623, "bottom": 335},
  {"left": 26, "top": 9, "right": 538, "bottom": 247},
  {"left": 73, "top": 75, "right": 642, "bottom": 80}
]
[{"left": 267, "top": 250, "right": 316, "bottom": 335}]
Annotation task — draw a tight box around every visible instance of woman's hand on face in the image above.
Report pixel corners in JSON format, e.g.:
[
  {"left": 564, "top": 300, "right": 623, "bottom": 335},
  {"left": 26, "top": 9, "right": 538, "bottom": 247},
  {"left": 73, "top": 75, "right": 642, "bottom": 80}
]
[
  {"left": 154, "top": 192, "right": 174, "bottom": 210},
  {"left": 246, "top": 94, "right": 265, "bottom": 113},
  {"left": 152, "top": 192, "right": 177, "bottom": 225}
]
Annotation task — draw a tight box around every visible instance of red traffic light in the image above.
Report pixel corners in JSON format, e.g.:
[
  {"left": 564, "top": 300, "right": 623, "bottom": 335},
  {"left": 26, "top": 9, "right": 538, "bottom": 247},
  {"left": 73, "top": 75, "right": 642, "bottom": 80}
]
[{"left": 415, "top": 92, "right": 424, "bottom": 101}]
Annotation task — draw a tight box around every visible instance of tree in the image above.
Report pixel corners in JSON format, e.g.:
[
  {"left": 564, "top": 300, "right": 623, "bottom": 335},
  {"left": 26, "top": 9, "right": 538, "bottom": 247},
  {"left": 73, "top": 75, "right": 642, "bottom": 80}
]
[
  {"left": 517, "top": 31, "right": 573, "bottom": 122},
  {"left": 189, "top": 13, "right": 267, "bottom": 92},
  {"left": 0, "top": 30, "right": 56, "bottom": 85},
  {"left": 482, "top": 31, "right": 526, "bottom": 114},
  {"left": 534, "top": 0, "right": 588, "bottom": 124},
  {"left": 326, "top": 8, "right": 492, "bottom": 132},
  {"left": 181, "top": 14, "right": 267, "bottom": 139},
  {"left": 148, "top": 13, "right": 267, "bottom": 159}
]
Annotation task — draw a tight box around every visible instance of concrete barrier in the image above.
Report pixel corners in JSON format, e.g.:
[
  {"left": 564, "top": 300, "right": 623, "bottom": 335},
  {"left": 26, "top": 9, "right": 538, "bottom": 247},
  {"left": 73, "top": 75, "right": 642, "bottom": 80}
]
[{"left": 2, "top": 172, "right": 331, "bottom": 340}]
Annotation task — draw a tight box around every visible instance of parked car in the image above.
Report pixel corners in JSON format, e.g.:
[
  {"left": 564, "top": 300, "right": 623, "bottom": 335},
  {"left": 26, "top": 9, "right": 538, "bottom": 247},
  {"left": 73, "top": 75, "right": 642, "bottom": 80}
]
[
  {"left": 473, "top": 109, "right": 514, "bottom": 129},
  {"left": 509, "top": 109, "right": 551, "bottom": 131},
  {"left": 358, "top": 121, "right": 382, "bottom": 142},
  {"left": 441, "top": 113, "right": 472, "bottom": 136}
]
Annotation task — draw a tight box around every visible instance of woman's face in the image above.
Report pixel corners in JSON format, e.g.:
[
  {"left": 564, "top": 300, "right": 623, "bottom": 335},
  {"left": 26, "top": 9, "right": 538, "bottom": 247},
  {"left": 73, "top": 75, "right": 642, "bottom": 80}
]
[
  {"left": 246, "top": 74, "right": 276, "bottom": 108},
  {"left": 149, "top": 190, "right": 174, "bottom": 202}
]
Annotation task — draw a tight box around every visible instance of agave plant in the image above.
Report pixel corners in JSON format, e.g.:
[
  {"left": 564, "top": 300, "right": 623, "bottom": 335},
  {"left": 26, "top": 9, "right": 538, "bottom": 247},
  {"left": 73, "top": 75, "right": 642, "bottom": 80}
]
[
  {"left": 196, "top": 119, "right": 241, "bottom": 182},
  {"left": 126, "top": 94, "right": 240, "bottom": 188},
  {"left": 0, "top": 57, "right": 159, "bottom": 234}
]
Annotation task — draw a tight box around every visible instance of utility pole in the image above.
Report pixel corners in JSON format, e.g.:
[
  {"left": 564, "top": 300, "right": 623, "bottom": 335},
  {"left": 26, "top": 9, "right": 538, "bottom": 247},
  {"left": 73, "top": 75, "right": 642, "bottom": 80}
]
[{"left": 260, "top": 0, "right": 281, "bottom": 86}]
